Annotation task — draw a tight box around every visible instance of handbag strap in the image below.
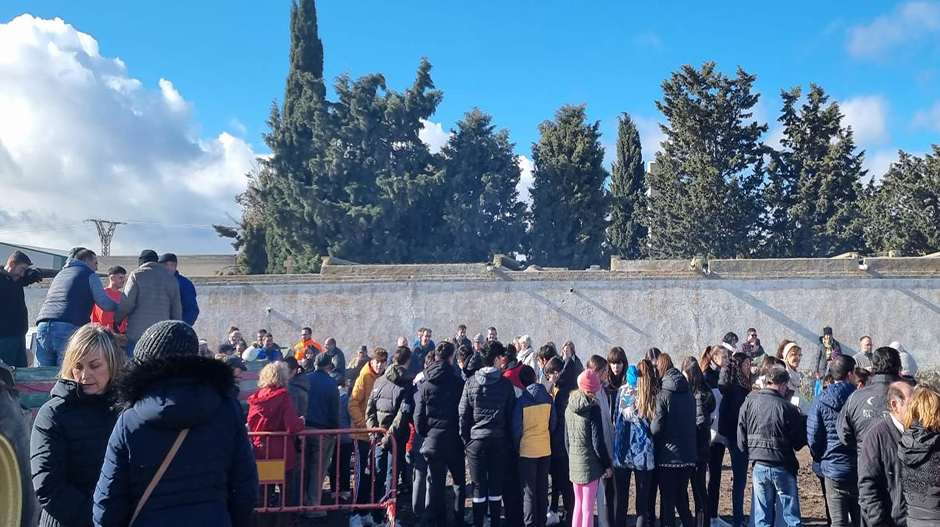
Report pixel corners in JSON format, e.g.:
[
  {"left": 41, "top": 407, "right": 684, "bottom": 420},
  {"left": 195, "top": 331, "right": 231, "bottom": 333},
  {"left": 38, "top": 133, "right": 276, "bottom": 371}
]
[{"left": 130, "top": 428, "right": 189, "bottom": 526}]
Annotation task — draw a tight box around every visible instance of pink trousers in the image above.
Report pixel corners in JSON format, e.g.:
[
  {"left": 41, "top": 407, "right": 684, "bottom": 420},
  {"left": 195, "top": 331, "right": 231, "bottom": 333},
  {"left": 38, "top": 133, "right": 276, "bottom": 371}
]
[{"left": 572, "top": 479, "right": 599, "bottom": 527}]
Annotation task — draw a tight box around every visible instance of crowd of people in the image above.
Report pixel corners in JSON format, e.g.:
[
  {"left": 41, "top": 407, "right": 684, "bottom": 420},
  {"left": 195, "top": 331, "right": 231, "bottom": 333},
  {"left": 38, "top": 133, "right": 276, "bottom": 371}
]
[{"left": 4, "top": 249, "right": 940, "bottom": 527}]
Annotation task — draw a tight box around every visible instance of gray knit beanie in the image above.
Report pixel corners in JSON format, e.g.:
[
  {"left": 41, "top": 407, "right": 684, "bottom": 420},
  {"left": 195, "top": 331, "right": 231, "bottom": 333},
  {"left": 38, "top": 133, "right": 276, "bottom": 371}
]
[{"left": 134, "top": 320, "right": 199, "bottom": 362}]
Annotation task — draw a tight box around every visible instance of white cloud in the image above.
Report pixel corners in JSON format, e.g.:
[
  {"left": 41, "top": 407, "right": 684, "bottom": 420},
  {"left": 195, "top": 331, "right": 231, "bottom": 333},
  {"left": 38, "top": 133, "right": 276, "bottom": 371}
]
[
  {"left": 912, "top": 101, "right": 940, "bottom": 132},
  {"left": 633, "top": 116, "right": 666, "bottom": 161},
  {"left": 418, "top": 119, "right": 450, "bottom": 154},
  {"left": 846, "top": 1, "right": 940, "bottom": 59},
  {"left": 515, "top": 155, "right": 534, "bottom": 206},
  {"left": 840, "top": 95, "right": 890, "bottom": 146},
  {"left": 0, "top": 15, "right": 257, "bottom": 254},
  {"left": 864, "top": 148, "right": 902, "bottom": 183}
]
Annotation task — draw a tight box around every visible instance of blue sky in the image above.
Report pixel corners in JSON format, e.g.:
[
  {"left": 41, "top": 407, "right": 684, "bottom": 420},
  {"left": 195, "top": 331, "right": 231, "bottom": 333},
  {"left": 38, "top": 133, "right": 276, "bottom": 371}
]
[{"left": 1, "top": 1, "right": 939, "bottom": 253}]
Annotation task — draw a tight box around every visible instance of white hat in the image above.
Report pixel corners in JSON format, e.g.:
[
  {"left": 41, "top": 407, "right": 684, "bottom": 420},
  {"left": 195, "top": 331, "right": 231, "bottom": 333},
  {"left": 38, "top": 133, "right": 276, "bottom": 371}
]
[{"left": 889, "top": 341, "right": 918, "bottom": 377}]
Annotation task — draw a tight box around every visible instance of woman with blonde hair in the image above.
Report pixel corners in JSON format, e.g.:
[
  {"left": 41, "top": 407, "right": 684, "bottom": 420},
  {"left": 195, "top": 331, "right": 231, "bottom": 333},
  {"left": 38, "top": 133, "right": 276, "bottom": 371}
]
[
  {"left": 899, "top": 384, "right": 940, "bottom": 526},
  {"left": 31, "top": 323, "right": 125, "bottom": 527},
  {"left": 616, "top": 359, "right": 660, "bottom": 527}
]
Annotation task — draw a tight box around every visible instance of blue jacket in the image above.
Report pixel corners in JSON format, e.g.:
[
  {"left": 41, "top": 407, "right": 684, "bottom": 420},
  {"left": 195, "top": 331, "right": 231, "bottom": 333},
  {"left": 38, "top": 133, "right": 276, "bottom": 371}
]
[
  {"left": 305, "top": 369, "right": 339, "bottom": 429},
  {"left": 174, "top": 272, "right": 199, "bottom": 326},
  {"left": 807, "top": 380, "right": 857, "bottom": 482},
  {"left": 93, "top": 355, "right": 258, "bottom": 527}
]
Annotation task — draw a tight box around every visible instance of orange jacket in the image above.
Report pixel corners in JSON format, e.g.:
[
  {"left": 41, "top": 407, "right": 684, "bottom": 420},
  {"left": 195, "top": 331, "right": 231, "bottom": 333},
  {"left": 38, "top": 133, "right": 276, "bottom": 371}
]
[{"left": 293, "top": 339, "right": 322, "bottom": 361}]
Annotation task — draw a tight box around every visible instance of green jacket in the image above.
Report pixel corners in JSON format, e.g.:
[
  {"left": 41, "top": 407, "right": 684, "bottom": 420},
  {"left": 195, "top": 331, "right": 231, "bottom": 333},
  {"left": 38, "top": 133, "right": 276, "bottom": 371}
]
[{"left": 565, "top": 390, "right": 612, "bottom": 484}]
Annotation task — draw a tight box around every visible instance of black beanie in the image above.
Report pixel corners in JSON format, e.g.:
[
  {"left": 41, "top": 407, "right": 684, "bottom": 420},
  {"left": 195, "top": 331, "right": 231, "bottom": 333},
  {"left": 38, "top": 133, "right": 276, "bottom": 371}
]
[
  {"left": 139, "top": 249, "right": 158, "bottom": 266},
  {"left": 134, "top": 320, "right": 199, "bottom": 362}
]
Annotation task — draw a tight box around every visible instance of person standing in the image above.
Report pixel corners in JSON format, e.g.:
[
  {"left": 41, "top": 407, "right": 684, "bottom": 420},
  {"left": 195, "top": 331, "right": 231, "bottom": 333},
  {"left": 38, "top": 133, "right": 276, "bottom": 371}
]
[
  {"left": 111, "top": 250, "right": 181, "bottom": 358},
  {"left": 586, "top": 355, "right": 616, "bottom": 527},
  {"left": 806, "top": 355, "right": 860, "bottom": 527},
  {"left": 737, "top": 366, "right": 807, "bottom": 527},
  {"left": 737, "top": 328, "right": 765, "bottom": 363},
  {"left": 412, "top": 329, "right": 435, "bottom": 377},
  {"left": 517, "top": 335, "right": 538, "bottom": 375},
  {"left": 302, "top": 353, "right": 340, "bottom": 519},
  {"left": 650, "top": 354, "right": 697, "bottom": 527},
  {"left": 1, "top": 251, "right": 41, "bottom": 367},
  {"left": 31, "top": 324, "right": 124, "bottom": 527},
  {"left": 292, "top": 327, "right": 322, "bottom": 362},
  {"left": 459, "top": 341, "right": 515, "bottom": 527},
  {"left": 565, "top": 369, "right": 613, "bottom": 527},
  {"left": 348, "top": 348, "right": 388, "bottom": 527},
  {"left": 416, "top": 342, "right": 466, "bottom": 527},
  {"left": 454, "top": 325, "right": 472, "bottom": 352},
  {"left": 812, "top": 326, "right": 843, "bottom": 379},
  {"left": 321, "top": 337, "right": 346, "bottom": 385},
  {"left": 680, "top": 357, "right": 716, "bottom": 527},
  {"left": 858, "top": 381, "right": 913, "bottom": 527},
  {"left": 158, "top": 254, "right": 199, "bottom": 326},
  {"left": 512, "top": 365, "right": 556, "bottom": 527},
  {"left": 615, "top": 359, "right": 658, "bottom": 527},
  {"left": 713, "top": 352, "right": 752, "bottom": 527},
  {"left": 91, "top": 266, "right": 127, "bottom": 333},
  {"left": 898, "top": 384, "right": 940, "bottom": 527},
  {"left": 854, "top": 336, "right": 874, "bottom": 371},
  {"left": 92, "top": 321, "right": 257, "bottom": 526},
  {"left": 36, "top": 249, "right": 120, "bottom": 366},
  {"left": 838, "top": 346, "right": 902, "bottom": 454},
  {"left": 486, "top": 327, "right": 498, "bottom": 343}
]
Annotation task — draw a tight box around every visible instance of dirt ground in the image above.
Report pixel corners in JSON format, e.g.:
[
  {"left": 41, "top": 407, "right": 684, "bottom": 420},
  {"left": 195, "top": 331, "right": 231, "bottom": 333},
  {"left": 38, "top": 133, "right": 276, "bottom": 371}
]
[{"left": 290, "top": 447, "right": 827, "bottom": 526}]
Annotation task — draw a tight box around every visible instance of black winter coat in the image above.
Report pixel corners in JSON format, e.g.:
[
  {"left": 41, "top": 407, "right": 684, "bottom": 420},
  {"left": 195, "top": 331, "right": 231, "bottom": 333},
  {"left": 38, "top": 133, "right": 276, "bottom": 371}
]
[
  {"left": 31, "top": 380, "right": 118, "bottom": 527},
  {"left": 415, "top": 360, "right": 465, "bottom": 457},
  {"left": 0, "top": 268, "right": 28, "bottom": 339},
  {"left": 650, "top": 368, "right": 697, "bottom": 466},
  {"left": 693, "top": 387, "right": 717, "bottom": 463},
  {"left": 551, "top": 355, "right": 583, "bottom": 447},
  {"left": 93, "top": 355, "right": 258, "bottom": 527},
  {"left": 858, "top": 417, "right": 907, "bottom": 527},
  {"left": 736, "top": 389, "right": 807, "bottom": 475},
  {"left": 837, "top": 373, "right": 898, "bottom": 453},
  {"left": 367, "top": 364, "right": 415, "bottom": 445},
  {"left": 898, "top": 424, "right": 940, "bottom": 526},
  {"left": 717, "top": 363, "right": 750, "bottom": 445},
  {"left": 459, "top": 366, "right": 515, "bottom": 443}
]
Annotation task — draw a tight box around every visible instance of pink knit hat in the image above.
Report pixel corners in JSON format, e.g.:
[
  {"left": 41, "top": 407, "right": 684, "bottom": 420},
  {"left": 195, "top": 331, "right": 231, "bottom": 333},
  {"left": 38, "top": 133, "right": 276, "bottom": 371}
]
[{"left": 578, "top": 369, "right": 601, "bottom": 393}]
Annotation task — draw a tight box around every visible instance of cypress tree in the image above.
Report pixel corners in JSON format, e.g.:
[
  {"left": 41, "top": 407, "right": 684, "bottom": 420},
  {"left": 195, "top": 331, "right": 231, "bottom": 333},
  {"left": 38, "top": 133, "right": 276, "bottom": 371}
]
[
  {"left": 528, "top": 104, "right": 609, "bottom": 269},
  {"left": 764, "top": 84, "right": 866, "bottom": 257},
  {"left": 438, "top": 108, "right": 527, "bottom": 261},
  {"left": 645, "top": 62, "right": 767, "bottom": 259},
  {"left": 607, "top": 112, "right": 647, "bottom": 259}
]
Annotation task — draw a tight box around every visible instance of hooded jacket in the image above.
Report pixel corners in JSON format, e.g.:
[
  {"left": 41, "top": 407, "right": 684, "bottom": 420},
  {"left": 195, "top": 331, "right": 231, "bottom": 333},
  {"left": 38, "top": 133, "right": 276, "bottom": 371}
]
[
  {"left": 737, "top": 388, "right": 807, "bottom": 476},
  {"left": 349, "top": 362, "right": 380, "bottom": 442},
  {"left": 458, "top": 366, "right": 515, "bottom": 443},
  {"left": 511, "top": 382, "right": 556, "bottom": 458},
  {"left": 565, "top": 390, "right": 611, "bottom": 484},
  {"left": 113, "top": 262, "right": 182, "bottom": 340},
  {"left": 650, "top": 367, "right": 697, "bottom": 466},
  {"left": 898, "top": 424, "right": 940, "bottom": 525},
  {"left": 367, "top": 364, "right": 415, "bottom": 445},
  {"left": 93, "top": 355, "right": 258, "bottom": 527},
  {"left": 807, "top": 380, "right": 857, "bottom": 482},
  {"left": 415, "top": 359, "right": 464, "bottom": 457},
  {"left": 247, "top": 387, "right": 304, "bottom": 470},
  {"left": 31, "top": 379, "right": 118, "bottom": 527},
  {"left": 551, "top": 355, "right": 583, "bottom": 449},
  {"left": 858, "top": 417, "right": 907, "bottom": 527},
  {"left": 837, "top": 373, "right": 898, "bottom": 453}
]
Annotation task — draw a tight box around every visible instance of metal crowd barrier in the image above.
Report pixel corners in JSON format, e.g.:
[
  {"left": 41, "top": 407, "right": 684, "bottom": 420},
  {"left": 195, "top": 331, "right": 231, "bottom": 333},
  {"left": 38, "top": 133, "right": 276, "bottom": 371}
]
[{"left": 249, "top": 428, "right": 397, "bottom": 523}]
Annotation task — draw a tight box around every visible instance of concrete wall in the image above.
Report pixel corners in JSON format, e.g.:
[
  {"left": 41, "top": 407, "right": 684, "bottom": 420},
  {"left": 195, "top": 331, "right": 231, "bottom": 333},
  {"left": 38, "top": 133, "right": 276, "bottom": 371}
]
[{"left": 22, "top": 261, "right": 940, "bottom": 369}]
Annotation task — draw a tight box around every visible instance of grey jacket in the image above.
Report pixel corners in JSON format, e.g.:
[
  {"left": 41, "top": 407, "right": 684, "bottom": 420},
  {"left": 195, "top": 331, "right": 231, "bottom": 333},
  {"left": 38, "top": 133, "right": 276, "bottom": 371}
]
[{"left": 113, "top": 262, "right": 182, "bottom": 340}]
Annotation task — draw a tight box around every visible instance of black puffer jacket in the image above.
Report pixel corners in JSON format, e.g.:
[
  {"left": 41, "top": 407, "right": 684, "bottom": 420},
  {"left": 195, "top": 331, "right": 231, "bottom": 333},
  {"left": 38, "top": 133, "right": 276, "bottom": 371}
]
[
  {"left": 736, "top": 388, "right": 807, "bottom": 475},
  {"left": 693, "top": 387, "right": 717, "bottom": 463},
  {"left": 31, "top": 380, "right": 119, "bottom": 527},
  {"left": 367, "top": 364, "right": 415, "bottom": 444},
  {"left": 459, "top": 366, "right": 515, "bottom": 443},
  {"left": 837, "top": 373, "right": 898, "bottom": 453},
  {"left": 898, "top": 424, "right": 940, "bottom": 526},
  {"left": 415, "top": 359, "right": 465, "bottom": 457},
  {"left": 650, "top": 368, "right": 697, "bottom": 466},
  {"left": 858, "top": 417, "right": 906, "bottom": 527}
]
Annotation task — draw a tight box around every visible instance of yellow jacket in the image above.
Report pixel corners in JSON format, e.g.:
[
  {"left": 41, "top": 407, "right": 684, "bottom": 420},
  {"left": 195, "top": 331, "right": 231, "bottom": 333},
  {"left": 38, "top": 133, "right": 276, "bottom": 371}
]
[{"left": 348, "top": 362, "right": 380, "bottom": 441}]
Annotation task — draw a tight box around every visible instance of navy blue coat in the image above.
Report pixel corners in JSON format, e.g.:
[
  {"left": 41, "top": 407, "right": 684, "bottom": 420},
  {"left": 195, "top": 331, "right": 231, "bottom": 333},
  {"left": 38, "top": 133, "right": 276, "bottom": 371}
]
[
  {"left": 31, "top": 380, "right": 118, "bottom": 527},
  {"left": 305, "top": 368, "right": 340, "bottom": 429},
  {"left": 807, "top": 380, "right": 857, "bottom": 482},
  {"left": 174, "top": 272, "right": 199, "bottom": 326},
  {"left": 93, "top": 355, "right": 258, "bottom": 527}
]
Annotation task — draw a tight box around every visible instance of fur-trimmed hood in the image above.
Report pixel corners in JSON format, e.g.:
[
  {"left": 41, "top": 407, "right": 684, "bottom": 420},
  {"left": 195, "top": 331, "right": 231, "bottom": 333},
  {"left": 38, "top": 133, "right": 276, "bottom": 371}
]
[{"left": 115, "top": 354, "right": 237, "bottom": 429}]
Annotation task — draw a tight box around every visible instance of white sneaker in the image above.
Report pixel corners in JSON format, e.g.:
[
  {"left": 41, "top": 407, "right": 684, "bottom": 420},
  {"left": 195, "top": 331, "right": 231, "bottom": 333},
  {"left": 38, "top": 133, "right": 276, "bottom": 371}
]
[
  {"left": 711, "top": 517, "right": 732, "bottom": 527},
  {"left": 349, "top": 515, "right": 364, "bottom": 527},
  {"left": 546, "top": 511, "right": 561, "bottom": 525}
]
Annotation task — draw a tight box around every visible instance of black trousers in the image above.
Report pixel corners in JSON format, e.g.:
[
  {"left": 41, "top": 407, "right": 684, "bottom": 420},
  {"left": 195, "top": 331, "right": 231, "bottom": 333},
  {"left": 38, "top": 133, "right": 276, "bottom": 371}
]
[
  {"left": 818, "top": 475, "right": 832, "bottom": 525},
  {"left": 611, "top": 467, "right": 630, "bottom": 527},
  {"left": 825, "top": 477, "right": 861, "bottom": 527},
  {"left": 550, "top": 450, "right": 574, "bottom": 524},
  {"left": 327, "top": 440, "right": 353, "bottom": 493},
  {"left": 504, "top": 450, "right": 524, "bottom": 526},
  {"left": 706, "top": 442, "right": 726, "bottom": 519},
  {"left": 659, "top": 466, "right": 695, "bottom": 527},
  {"left": 425, "top": 450, "right": 466, "bottom": 527},
  {"left": 633, "top": 469, "right": 655, "bottom": 527},
  {"left": 467, "top": 437, "right": 508, "bottom": 527},
  {"left": 520, "top": 456, "right": 551, "bottom": 527},
  {"left": 691, "top": 461, "right": 709, "bottom": 527}
]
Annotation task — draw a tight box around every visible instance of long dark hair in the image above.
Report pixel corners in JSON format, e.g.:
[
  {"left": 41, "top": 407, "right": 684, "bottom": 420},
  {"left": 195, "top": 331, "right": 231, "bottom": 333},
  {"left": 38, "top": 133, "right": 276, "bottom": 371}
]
[
  {"left": 607, "top": 347, "right": 628, "bottom": 388},
  {"left": 681, "top": 356, "right": 707, "bottom": 396},
  {"left": 723, "top": 352, "right": 752, "bottom": 389}
]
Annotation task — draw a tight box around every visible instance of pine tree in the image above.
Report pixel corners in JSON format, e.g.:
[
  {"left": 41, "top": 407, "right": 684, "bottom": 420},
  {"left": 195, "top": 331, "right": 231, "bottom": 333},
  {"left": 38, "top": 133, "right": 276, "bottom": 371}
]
[
  {"left": 862, "top": 146, "right": 940, "bottom": 255},
  {"left": 645, "top": 62, "right": 767, "bottom": 259},
  {"left": 528, "top": 104, "right": 609, "bottom": 269},
  {"left": 437, "top": 109, "right": 527, "bottom": 261},
  {"left": 607, "top": 112, "right": 647, "bottom": 259},
  {"left": 764, "top": 84, "right": 866, "bottom": 257}
]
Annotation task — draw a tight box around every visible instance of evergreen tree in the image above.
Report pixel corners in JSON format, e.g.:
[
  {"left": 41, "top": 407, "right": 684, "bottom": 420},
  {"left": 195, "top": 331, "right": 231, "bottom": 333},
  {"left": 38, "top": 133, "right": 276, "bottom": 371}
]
[
  {"left": 862, "top": 146, "right": 940, "bottom": 255},
  {"left": 528, "top": 104, "right": 609, "bottom": 268},
  {"left": 607, "top": 112, "right": 647, "bottom": 259},
  {"left": 438, "top": 109, "right": 527, "bottom": 261},
  {"left": 764, "top": 84, "right": 866, "bottom": 257},
  {"left": 645, "top": 62, "right": 767, "bottom": 259}
]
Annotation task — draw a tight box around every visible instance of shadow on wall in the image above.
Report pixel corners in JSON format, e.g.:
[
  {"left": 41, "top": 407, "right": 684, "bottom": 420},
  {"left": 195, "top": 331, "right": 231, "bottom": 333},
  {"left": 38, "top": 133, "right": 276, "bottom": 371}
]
[
  {"left": 570, "top": 289, "right": 649, "bottom": 338},
  {"left": 721, "top": 285, "right": 819, "bottom": 348}
]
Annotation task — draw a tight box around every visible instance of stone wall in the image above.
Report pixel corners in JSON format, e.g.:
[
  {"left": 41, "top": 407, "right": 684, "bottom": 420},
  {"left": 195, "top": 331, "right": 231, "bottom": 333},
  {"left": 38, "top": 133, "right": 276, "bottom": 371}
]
[{"left": 22, "top": 257, "right": 940, "bottom": 368}]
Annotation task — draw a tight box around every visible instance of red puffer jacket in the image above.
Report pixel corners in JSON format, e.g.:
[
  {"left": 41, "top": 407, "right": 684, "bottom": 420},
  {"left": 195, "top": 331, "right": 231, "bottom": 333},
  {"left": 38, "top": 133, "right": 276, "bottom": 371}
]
[{"left": 247, "top": 387, "right": 305, "bottom": 469}]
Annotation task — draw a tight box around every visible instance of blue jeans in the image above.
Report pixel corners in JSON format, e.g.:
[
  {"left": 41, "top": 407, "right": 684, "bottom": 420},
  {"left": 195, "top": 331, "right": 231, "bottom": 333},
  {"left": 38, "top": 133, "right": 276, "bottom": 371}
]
[
  {"left": 728, "top": 442, "right": 749, "bottom": 527},
  {"left": 36, "top": 321, "right": 78, "bottom": 367},
  {"left": 751, "top": 463, "right": 802, "bottom": 527}
]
